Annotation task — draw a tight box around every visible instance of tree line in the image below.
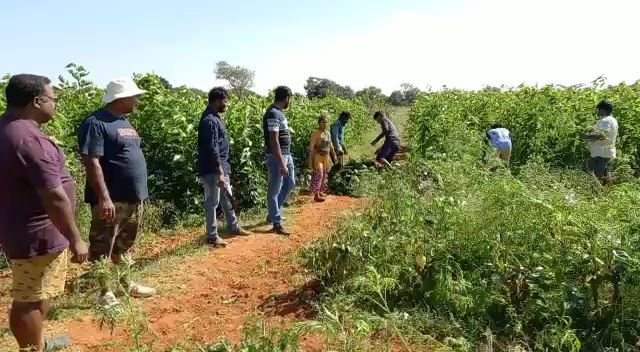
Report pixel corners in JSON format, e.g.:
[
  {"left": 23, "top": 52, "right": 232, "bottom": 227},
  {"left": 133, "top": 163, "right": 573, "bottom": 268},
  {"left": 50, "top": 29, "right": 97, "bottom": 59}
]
[{"left": 210, "top": 61, "right": 422, "bottom": 106}]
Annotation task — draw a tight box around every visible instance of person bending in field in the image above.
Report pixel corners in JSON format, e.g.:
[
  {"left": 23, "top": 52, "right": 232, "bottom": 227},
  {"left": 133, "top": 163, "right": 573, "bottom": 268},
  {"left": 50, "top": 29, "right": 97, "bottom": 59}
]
[
  {"left": 371, "top": 111, "right": 401, "bottom": 168},
  {"left": 263, "top": 86, "right": 295, "bottom": 236},
  {"left": 197, "top": 87, "right": 251, "bottom": 248},
  {"left": 330, "top": 111, "right": 351, "bottom": 165},
  {"left": 308, "top": 115, "right": 337, "bottom": 202},
  {"left": 77, "top": 78, "right": 155, "bottom": 308},
  {"left": 486, "top": 123, "right": 512, "bottom": 162},
  {"left": 0, "top": 74, "right": 89, "bottom": 351},
  {"left": 580, "top": 100, "right": 618, "bottom": 185}
]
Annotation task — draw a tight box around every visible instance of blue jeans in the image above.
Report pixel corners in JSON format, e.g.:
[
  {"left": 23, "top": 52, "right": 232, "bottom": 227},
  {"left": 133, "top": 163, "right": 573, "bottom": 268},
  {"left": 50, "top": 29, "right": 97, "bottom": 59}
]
[
  {"left": 266, "top": 154, "right": 295, "bottom": 226},
  {"left": 201, "top": 174, "right": 239, "bottom": 240}
]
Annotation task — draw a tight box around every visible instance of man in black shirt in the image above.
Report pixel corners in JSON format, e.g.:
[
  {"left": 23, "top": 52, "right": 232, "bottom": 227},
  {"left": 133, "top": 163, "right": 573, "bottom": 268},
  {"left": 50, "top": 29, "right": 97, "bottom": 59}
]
[
  {"left": 197, "top": 87, "right": 251, "bottom": 247},
  {"left": 78, "top": 77, "right": 155, "bottom": 307},
  {"left": 263, "top": 86, "right": 294, "bottom": 235}
]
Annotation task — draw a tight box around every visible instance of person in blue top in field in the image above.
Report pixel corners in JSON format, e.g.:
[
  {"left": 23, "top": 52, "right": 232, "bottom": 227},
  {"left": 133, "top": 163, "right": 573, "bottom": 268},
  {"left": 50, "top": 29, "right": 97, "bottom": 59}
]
[
  {"left": 486, "top": 123, "right": 512, "bottom": 162},
  {"left": 197, "top": 87, "right": 251, "bottom": 248},
  {"left": 330, "top": 111, "right": 351, "bottom": 165}
]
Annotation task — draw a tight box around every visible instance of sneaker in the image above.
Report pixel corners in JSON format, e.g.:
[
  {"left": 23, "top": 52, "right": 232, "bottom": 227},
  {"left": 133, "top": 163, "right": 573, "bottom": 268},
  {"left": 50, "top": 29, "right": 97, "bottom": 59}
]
[
  {"left": 207, "top": 236, "right": 228, "bottom": 247},
  {"left": 272, "top": 225, "right": 291, "bottom": 236},
  {"left": 98, "top": 291, "right": 120, "bottom": 307},
  {"left": 231, "top": 227, "right": 251, "bottom": 236},
  {"left": 44, "top": 336, "right": 70, "bottom": 352},
  {"left": 128, "top": 282, "right": 156, "bottom": 298}
]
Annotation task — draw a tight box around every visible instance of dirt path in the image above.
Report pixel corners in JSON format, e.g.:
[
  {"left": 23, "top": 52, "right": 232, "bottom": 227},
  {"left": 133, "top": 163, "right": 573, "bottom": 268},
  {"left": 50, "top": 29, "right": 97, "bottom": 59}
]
[{"left": 0, "top": 195, "right": 359, "bottom": 351}]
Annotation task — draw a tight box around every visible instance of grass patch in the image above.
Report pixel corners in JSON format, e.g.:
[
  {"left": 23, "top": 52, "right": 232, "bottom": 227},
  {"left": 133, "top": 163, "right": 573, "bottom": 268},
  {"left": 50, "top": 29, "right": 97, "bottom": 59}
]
[{"left": 302, "top": 159, "right": 640, "bottom": 351}]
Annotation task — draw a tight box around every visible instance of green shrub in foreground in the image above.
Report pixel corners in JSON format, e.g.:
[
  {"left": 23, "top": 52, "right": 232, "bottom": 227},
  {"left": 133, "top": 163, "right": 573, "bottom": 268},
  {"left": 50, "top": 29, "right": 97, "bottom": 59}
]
[{"left": 303, "top": 160, "right": 640, "bottom": 351}]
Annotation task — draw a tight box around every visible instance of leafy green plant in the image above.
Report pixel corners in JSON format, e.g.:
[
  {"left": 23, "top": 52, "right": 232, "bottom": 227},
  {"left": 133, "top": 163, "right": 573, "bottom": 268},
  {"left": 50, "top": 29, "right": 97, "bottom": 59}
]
[
  {"left": 204, "top": 319, "right": 303, "bottom": 352},
  {"left": 303, "top": 159, "right": 640, "bottom": 350},
  {"left": 408, "top": 78, "right": 640, "bottom": 173}
]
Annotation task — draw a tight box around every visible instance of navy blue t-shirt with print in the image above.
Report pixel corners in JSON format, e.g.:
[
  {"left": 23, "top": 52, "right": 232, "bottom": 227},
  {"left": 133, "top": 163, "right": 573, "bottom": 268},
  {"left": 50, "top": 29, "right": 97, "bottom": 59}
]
[
  {"left": 262, "top": 104, "right": 291, "bottom": 155},
  {"left": 77, "top": 108, "right": 149, "bottom": 206}
]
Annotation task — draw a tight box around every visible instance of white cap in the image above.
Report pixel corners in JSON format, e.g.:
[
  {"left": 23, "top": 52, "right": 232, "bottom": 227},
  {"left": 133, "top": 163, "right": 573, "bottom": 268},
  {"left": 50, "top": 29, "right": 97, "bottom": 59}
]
[{"left": 102, "top": 77, "right": 147, "bottom": 104}]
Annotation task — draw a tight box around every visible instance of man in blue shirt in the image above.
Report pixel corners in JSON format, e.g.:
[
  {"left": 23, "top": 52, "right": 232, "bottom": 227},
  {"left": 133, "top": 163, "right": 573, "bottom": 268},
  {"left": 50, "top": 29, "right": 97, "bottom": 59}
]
[
  {"left": 197, "top": 87, "right": 251, "bottom": 247},
  {"left": 263, "top": 86, "right": 294, "bottom": 236},
  {"left": 78, "top": 77, "right": 155, "bottom": 308},
  {"left": 330, "top": 111, "right": 351, "bottom": 165}
]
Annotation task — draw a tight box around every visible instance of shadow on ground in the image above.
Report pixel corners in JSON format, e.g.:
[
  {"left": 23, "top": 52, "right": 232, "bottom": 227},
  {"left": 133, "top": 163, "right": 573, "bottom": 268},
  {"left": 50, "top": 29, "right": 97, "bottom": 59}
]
[{"left": 258, "top": 279, "right": 323, "bottom": 320}]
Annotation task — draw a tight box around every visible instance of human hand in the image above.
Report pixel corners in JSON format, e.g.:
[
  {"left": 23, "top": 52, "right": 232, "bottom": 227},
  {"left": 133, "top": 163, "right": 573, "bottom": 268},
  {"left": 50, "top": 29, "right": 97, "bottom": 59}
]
[
  {"left": 99, "top": 198, "right": 116, "bottom": 222},
  {"left": 217, "top": 174, "right": 227, "bottom": 188},
  {"left": 70, "top": 240, "right": 89, "bottom": 264}
]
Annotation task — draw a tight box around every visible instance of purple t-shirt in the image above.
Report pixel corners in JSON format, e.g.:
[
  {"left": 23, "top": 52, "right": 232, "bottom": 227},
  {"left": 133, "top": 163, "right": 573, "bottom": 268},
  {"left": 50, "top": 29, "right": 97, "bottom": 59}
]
[{"left": 0, "top": 114, "right": 75, "bottom": 260}]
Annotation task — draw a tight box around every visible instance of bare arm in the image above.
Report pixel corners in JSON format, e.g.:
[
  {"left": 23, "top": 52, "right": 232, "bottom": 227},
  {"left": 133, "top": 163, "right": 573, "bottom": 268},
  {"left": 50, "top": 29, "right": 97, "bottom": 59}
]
[
  {"left": 36, "top": 186, "right": 83, "bottom": 245},
  {"left": 81, "top": 155, "right": 111, "bottom": 202},
  {"left": 371, "top": 132, "right": 385, "bottom": 145},
  {"left": 580, "top": 132, "right": 606, "bottom": 141}
]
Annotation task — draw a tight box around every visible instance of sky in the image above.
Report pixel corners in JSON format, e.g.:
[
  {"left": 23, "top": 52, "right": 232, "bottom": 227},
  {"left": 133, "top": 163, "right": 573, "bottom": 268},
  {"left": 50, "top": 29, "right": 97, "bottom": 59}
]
[{"left": 2, "top": 0, "right": 639, "bottom": 95}]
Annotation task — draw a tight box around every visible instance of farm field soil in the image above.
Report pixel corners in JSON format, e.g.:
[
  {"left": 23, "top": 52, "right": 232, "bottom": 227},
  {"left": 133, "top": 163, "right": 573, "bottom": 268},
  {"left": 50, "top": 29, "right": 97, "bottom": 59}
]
[{"left": 0, "top": 196, "right": 360, "bottom": 351}]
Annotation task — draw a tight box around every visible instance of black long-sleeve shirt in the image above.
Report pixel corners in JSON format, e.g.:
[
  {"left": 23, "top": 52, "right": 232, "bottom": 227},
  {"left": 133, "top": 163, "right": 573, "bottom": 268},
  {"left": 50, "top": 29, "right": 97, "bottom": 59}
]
[{"left": 197, "top": 108, "right": 231, "bottom": 177}]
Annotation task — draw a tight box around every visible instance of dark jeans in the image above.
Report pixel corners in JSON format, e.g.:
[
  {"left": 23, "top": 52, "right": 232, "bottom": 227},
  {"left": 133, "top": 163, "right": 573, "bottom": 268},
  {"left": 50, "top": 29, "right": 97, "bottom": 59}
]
[
  {"left": 588, "top": 156, "right": 611, "bottom": 178},
  {"left": 376, "top": 140, "right": 400, "bottom": 162}
]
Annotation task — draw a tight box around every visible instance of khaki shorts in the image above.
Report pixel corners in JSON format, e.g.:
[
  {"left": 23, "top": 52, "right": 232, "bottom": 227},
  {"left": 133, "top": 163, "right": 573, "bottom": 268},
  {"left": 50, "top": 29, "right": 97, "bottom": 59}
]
[
  {"left": 89, "top": 202, "right": 140, "bottom": 261},
  {"left": 11, "top": 250, "right": 68, "bottom": 302}
]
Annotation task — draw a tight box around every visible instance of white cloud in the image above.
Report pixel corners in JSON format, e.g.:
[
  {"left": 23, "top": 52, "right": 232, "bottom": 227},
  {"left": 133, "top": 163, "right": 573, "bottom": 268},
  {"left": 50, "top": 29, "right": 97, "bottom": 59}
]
[{"left": 254, "top": 0, "right": 640, "bottom": 95}]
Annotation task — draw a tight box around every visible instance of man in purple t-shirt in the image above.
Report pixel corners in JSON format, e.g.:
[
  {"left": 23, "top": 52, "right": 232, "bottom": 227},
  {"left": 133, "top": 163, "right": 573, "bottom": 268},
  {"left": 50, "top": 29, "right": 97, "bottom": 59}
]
[{"left": 0, "top": 74, "right": 88, "bottom": 351}]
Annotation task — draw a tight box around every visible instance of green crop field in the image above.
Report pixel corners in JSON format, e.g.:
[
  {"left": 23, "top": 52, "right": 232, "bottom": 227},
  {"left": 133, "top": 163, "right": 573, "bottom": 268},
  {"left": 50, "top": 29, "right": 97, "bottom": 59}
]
[
  {"left": 303, "top": 80, "right": 640, "bottom": 351},
  {"left": 2, "top": 66, "right": 640, "bottom": 351}
]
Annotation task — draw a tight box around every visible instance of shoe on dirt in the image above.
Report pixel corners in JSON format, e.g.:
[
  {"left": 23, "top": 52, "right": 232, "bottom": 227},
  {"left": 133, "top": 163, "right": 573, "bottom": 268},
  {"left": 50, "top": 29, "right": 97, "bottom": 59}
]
[
  {"left": 232, "top": 227, "right": 251, "bottom": 236},
  {"left": 207, "top": 236, "right": 228, "bottom": 247},
  {"left": 128, "top": 282, "right": 156, "bottom": 298},
  {"left": 266, "top": 215, "right": 286, "bottom": 224},
  {"left": 44, "top": 335, "right": 70, "bottom": 352},
  {"left": 98, "top": 291, "right": 120, "bottom": 307},
  {"left": 314, "top": 195, "right": 326, "bottom": 203},
  {"left": 272, "top": 225, "right": 291, "bottom": 237}
]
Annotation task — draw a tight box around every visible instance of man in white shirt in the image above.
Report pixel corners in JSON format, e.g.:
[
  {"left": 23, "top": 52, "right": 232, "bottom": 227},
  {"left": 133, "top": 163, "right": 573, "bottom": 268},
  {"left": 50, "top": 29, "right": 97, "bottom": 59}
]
[
  {"left": 486, "top": 123, "right": 512, "bottom": 162},
  {"left": 580, "top": 100, "right": 618, "bottom": 185}
]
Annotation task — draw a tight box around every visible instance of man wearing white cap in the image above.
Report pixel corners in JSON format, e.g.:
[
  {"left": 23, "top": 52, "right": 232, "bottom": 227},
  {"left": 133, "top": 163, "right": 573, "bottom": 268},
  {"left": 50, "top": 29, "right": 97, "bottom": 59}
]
[{"left": 77, "top": 77, "right": 155, "bottom": 307}]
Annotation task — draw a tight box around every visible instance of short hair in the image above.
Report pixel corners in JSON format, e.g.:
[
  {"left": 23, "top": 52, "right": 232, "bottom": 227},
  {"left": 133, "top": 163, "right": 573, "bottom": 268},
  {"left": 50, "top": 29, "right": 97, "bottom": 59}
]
[
  {"left": 318, "top": 114, "right": 327, "bottom": 124},
  {"left": 373, "top": 111, "right": 385, "bottom": 119},
  {"left": 5, "top": 74, "right": 52, "bottom": 108},
  {"left": 339, "top": 111, "right": 351, "bottom": 120},
  {"left": 274, "top": 86, "right": 292, "bottom": 102},
  {"left": 491, "top": 123, "right": 502, "bottom": 129},
  {"left": 596, "top": 100, "right": 614, "bottom": 115},
  {"left": 208, "top": 87, "right": 228, "bottom": 104}
]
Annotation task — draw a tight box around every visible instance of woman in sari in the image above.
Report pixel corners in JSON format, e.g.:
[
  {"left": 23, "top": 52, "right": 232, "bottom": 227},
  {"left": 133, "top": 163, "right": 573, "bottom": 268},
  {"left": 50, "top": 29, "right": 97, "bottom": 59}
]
[{"left": 307, "top": 115, "right": 337, "bottom": 202}]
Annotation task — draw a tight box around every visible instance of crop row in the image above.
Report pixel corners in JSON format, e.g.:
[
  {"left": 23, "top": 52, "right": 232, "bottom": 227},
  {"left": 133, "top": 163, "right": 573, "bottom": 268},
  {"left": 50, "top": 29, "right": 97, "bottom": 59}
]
[{"left": 409, "top": 79, "right": 640, "bottom": 172}]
